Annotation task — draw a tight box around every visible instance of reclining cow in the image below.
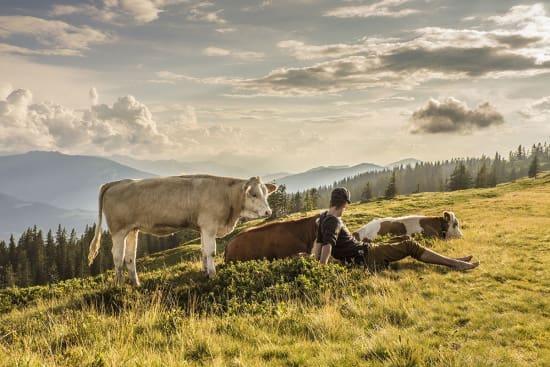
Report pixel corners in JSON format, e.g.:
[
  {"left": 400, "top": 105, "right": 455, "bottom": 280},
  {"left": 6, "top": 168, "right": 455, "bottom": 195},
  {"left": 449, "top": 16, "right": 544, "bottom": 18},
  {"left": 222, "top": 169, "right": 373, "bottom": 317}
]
[
  {"left": 353, "top": 211, "right": 462, "bottom": 242},
  {"left": 224, "top": 214, "right": 320, "bottom": 262},
  {"left": 88, "top": 175, "right": 276, "bottom": 285}
]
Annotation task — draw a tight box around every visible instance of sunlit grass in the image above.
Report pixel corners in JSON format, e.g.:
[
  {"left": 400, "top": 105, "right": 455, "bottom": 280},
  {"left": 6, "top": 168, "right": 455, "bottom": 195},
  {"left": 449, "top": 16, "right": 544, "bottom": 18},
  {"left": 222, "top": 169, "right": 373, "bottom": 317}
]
[{"left": 1, "top": 172, "right": 549, "bottom": 366}]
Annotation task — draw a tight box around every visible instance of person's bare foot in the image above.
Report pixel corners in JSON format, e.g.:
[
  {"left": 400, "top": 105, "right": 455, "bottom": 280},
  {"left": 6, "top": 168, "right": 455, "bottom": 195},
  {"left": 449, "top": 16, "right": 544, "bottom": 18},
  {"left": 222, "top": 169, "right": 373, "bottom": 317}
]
[
  {"left": 453, "top": 260, "right": 480, "bottom": 270},
  {"left": 454, "top": 255, "right": 473, "bottom": 262}
]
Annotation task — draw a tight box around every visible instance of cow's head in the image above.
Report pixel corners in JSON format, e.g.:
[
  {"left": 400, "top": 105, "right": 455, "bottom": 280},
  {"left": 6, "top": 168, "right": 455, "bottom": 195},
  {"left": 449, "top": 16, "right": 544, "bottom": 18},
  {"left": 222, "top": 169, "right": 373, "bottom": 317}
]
[
  {"left": 443, "top": 211, "right": 462, "bottom": 239},
  {"left": 241, "top": 177, "right": 277, "bottom": 218}
]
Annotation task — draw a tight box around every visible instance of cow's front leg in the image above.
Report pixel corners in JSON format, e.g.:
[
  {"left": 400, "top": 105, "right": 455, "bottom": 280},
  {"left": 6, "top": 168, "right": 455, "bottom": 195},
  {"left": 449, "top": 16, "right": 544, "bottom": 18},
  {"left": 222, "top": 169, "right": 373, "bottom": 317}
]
[
  {"left": 200, "top": 230, "right": 217, "bottom": 278},
  {"left": 124, "top": 230, "right": 140, "bottom": 287},
  {"left": 200, "top": 235, "right": 207, "bottom": 274}
]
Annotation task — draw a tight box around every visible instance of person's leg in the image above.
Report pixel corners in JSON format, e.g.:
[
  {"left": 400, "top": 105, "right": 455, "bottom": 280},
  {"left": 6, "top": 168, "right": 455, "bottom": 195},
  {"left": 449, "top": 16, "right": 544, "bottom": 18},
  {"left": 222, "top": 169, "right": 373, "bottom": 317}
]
[
  {"left": 368, "top": 239, "right": 478, "bottom": 270},
  {"left": 418, "top": 248, "right": 479, "bottom": 270}
]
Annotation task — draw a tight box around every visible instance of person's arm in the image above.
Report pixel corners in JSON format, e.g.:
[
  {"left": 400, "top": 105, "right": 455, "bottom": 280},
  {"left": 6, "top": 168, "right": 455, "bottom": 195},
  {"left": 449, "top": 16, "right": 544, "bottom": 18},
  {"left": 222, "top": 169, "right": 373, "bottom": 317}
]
[
  {"left": 320, "top": 244, "right": 332, "bottom": 264},
  {"left": 319, "top": 216, "right": 340, "bottom": 264},
  {"left": 311, "top": 240, "right": 322, "bottom": 259}
]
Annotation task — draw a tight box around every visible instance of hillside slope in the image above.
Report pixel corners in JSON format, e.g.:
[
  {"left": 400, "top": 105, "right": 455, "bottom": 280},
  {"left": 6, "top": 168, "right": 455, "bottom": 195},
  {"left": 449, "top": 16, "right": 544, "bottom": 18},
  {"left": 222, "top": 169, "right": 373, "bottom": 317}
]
[{"left": 1, "top": 172, "right": 548, "bottom": 366}]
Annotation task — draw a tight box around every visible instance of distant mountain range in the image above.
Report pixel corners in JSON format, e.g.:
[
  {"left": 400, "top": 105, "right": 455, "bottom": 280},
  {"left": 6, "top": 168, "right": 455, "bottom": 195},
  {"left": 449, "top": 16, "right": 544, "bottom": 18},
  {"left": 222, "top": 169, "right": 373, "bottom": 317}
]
[
  {"left": 110, "top": 155, "right": 250, "bottom": 178},
  {"left": 0, "top": 192, "right": 94, "bottom": 240},
  {"left": 271, "top": 163, "right": 384, "bottom": 192},
  {"left": 386, "top": 158, "right": 421, "bottom": 168},
  {"left": 0, "top": 151, "right": 154, "bottom": 211},
  {"left": 0, "top": 151, "right": 420, "bottom": 240},
  {"left": 269, "top": 159, "right": 421, "bottom": 192}
]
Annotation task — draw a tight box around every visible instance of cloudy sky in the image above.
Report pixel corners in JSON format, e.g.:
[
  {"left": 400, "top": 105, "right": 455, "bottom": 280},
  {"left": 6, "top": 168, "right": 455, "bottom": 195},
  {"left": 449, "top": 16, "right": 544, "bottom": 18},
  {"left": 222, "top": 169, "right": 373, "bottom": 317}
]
[{"left": 0, "top": 0, "right": 549, "bottom": 175}]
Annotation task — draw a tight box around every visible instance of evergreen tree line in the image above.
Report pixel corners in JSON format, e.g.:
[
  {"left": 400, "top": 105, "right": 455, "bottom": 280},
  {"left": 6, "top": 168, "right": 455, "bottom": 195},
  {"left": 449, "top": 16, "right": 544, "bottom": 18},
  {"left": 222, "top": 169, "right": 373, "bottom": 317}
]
[
  {"left": 0, "top": 225, "right": 197, "bottom": 288},
  {"left": 268, "top": 142, "right": 550, "bottom": 217}
]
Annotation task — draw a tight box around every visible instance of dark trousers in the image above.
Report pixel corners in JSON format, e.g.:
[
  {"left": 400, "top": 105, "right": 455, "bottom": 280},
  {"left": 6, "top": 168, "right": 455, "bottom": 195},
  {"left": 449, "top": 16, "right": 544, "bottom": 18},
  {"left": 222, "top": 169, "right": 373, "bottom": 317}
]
[{"left": 332, "top": 236, "right": 426, "bottom": 269}]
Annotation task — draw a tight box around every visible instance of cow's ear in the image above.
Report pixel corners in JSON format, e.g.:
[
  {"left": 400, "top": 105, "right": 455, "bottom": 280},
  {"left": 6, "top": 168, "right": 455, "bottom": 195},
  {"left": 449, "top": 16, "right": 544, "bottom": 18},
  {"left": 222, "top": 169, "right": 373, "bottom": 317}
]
[
  {"left": 266, "top": 183, "right": 277, "bottom": 193},
  {"left": 443, "top": 211, "right": 452, "bottom": 221}
]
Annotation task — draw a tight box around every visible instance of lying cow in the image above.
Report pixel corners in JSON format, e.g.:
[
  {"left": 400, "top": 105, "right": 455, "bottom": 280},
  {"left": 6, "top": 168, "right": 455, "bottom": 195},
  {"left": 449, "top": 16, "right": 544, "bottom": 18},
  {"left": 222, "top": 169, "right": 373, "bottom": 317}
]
[
  {"left": 224, "top": 214, "right": 320, "bottom": 262},
  {"left": 88, "top": 175, "right": 276, "bottom": 285},
  {"left": 353, "top": 211, "right": 462, "bottom": 241}
]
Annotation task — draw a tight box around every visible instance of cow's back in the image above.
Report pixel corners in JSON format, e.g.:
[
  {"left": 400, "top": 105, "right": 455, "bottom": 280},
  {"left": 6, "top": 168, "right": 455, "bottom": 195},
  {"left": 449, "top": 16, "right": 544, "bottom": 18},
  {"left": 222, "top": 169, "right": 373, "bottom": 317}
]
[
  {"left": 224, "top": 216, "right": 318, "bottom": 262},
  {"left": 102, "top": 175, "right": 244, "bottom": 235},
  {"left": 359, "top": 215, "right": 438, "bottom": 240}
]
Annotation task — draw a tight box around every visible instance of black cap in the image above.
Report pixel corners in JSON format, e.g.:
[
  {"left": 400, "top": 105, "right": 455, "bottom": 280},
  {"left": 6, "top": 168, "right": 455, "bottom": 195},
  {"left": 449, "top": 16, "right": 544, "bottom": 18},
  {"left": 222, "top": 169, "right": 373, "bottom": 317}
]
[{"left": 330, "top": 187, "right": 351, "bottom": 207}]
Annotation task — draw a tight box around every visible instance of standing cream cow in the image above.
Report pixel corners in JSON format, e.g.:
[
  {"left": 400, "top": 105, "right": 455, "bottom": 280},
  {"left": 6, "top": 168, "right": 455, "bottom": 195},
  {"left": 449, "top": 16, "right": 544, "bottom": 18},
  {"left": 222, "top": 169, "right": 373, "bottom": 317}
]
[{"left": 88, "top": 175, "right": 276, "bottom": 285}]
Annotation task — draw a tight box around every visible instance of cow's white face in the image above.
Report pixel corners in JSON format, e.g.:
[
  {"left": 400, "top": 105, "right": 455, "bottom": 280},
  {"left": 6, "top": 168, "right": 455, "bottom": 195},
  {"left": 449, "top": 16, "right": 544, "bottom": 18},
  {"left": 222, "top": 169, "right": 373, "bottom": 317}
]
[
  {"left": 241, "top": 177, "right": 276, "bottom": 218},
  {"left": 444, "top": 211, "right": 462, "bottom": 239}
]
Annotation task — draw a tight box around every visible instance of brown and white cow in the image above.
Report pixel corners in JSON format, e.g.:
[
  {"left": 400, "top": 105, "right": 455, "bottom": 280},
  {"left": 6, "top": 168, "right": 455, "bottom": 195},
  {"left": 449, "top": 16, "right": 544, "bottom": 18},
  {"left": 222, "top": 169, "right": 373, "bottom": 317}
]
[
  {"left": 224, "top": 214, "right": 320, "bottom": 262},
  {"left": 88, "top": 175, "right": 276, "bottom": 285},
  {"left": 353, "top": 211, "right": 462, "bottom": 242}
]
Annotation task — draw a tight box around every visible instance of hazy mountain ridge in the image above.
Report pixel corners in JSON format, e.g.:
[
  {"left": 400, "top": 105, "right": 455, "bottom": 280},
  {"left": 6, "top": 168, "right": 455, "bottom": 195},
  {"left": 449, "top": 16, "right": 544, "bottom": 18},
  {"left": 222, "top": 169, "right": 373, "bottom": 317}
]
[
  {"left": 271, "top": 162, "right": 385, "bottom": 192},
  {"left": 0, "top": 151, "right": 155, "bottom": 211},
  {"left": 0, "top": 192, "right": 94, "bottom": 241},
  {"left": 110, "top": 155, "right": 250, "bottom": 178}
]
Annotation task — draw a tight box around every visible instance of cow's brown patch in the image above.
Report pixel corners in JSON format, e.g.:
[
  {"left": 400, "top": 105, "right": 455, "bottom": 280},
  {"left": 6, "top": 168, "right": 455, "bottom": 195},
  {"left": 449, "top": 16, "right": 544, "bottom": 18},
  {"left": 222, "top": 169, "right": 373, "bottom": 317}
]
[
  {"left": 352, "top": 232, "right": 360, "bottom": 241},
  {"left": 379, "top": 221, "right": 407, "bottom": 236},
  {"left": 419, "top": 217, "right": 447, "bottom": 238}
]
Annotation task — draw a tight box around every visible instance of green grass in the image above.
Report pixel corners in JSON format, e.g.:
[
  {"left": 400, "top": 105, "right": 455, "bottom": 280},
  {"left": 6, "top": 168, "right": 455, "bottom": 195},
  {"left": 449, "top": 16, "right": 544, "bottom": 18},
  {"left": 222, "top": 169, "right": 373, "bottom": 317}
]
[{"left": 1, "top": 173, "right": 549, "bottom": 366}]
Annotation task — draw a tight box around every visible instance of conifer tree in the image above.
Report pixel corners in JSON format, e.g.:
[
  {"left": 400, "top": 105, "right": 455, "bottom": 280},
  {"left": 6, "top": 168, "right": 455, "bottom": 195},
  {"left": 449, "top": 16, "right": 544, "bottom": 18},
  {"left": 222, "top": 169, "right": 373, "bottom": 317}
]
[
  {"left": 384, "top": 171, "right": 397, "bottom": 199},
  {"left": 448, "top": 162, "right": 472, "bottom": 191},
  {"left": 361, "top": 182, "right": 373, "bottom": 202},
  {"left": 475, "top": 162, "right": 489, "bottom": 188},
  {"left": 528, "top": 155, "right": 539, "bottom": 178}
]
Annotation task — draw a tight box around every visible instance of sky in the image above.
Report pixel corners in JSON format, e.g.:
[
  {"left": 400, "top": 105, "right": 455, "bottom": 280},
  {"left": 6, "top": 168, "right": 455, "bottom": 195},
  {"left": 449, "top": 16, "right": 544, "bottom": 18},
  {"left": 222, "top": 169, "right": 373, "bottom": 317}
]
[{"left": 0, "top": 0, "right": 549, "bottom": 175}]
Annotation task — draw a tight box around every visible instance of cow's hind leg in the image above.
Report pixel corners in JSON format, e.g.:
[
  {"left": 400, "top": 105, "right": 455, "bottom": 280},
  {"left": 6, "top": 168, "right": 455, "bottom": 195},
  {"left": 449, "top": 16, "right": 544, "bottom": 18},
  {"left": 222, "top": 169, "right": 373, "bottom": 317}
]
[
  {"left": 124, "top": 230, "right": 140, "bottom": 286},
  {"left": 201, "top": 229, "right": 217, "bottom": 278},
  {"left": 111, "top": 231, "right": 128, "bottom": 286}
]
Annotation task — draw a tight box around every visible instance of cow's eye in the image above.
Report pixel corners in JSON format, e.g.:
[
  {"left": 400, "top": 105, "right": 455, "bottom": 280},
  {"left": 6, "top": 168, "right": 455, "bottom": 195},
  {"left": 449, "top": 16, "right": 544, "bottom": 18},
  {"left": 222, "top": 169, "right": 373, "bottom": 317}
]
[{"left": 252, "top": 193, "right": 257, "bottom": 198}]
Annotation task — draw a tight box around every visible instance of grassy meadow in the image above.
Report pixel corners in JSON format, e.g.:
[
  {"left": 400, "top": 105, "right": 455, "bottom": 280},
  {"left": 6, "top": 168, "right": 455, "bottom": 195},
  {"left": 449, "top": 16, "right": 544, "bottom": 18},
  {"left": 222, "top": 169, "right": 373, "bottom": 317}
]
[{"left": 0, "top": 172, "right": 549, "bottom": 366}]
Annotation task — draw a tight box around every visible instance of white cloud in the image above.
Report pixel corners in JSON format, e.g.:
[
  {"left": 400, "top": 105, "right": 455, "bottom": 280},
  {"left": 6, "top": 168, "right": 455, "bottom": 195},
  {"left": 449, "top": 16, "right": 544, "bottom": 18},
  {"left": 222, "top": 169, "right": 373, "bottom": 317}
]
[
  {"left": 236, "top": 4, "right": 550, "bottom": 96},
  {"left": 50, "top": 0, "right": 189, "bottom": 24},
  {"left": 277, "top": 40, "right": 368, "bottom": 60},
  {"left": 89, "top": 87, "right": 99, "bottom": 106},
  {"left": 519, "top": 96, "right": 550, "bottom": 120},
  {"left": 0, "top": 16, "right": 113, "bottom": 56},
  {"left": 188, "top": 2, "right": 227, "bottom": 24},
  {"left": 215, "top": 27, "right": 236, "bottom": 33},
  {"left": 202, "top": 47, "right": 264, "bottom": 60},
  {"left": 0, "top": 88, "right": 172, "bottom": 155},
  {"left": 324, "top": 0, "right": 420, "bottom": 19},
  {"left": 0, "top": 87, "right": 256, "bottom": 160}
]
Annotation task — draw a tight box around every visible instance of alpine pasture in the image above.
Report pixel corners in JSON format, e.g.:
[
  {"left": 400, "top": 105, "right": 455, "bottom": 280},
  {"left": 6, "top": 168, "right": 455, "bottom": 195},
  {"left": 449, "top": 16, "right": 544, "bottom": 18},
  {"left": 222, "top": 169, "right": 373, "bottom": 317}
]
[{"left": 0, "top": 173, "right": 548, "bottom": 366}]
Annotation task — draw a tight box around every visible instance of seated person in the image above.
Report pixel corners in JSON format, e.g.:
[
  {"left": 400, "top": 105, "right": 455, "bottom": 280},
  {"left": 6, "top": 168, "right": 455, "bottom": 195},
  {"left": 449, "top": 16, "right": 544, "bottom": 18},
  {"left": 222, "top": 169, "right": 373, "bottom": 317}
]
[{"left": 316, "top": 188, "right": 479, "bottom": 271}]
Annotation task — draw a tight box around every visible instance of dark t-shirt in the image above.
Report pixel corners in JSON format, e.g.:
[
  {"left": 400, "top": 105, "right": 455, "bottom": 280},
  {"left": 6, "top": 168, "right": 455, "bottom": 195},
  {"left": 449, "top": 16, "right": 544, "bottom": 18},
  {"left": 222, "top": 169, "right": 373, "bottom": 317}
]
[{"left": 317, "top": 211, "right": 360, "bottom": 249}]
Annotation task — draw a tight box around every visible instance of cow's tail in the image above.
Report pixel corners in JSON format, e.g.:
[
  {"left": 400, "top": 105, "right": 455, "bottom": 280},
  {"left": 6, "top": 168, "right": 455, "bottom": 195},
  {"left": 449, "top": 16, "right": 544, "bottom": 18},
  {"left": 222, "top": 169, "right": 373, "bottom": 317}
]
[{"left": 88, "top": 181, "right": 117, "bottom": 266}]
